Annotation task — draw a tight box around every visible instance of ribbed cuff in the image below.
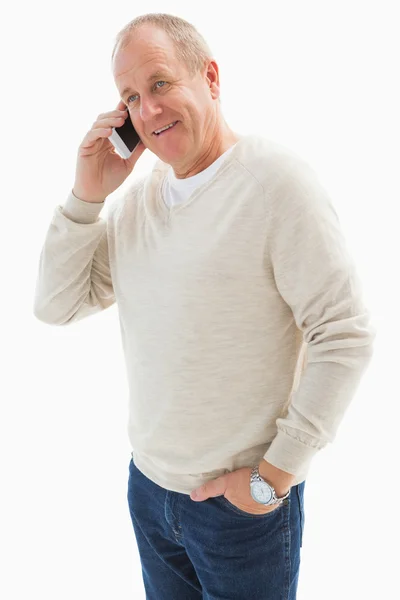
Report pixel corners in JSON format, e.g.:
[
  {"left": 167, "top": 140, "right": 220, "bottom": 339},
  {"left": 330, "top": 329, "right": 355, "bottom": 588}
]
[
  {"left": 263, "top": 429, "right": 320, "bottom": 479},
  {"left": 60, "top": 190, "right": 105, "bottom": 224}
]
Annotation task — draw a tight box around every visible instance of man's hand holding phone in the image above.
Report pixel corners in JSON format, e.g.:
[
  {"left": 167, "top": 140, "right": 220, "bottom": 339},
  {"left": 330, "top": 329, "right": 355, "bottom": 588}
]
[{"left": 72, "top": 100, "right": 145, "bottom": 204}]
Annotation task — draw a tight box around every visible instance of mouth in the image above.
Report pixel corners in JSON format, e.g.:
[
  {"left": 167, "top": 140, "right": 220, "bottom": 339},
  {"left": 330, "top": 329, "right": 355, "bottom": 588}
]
[{"left": 152, "top": 121, "right": 179, "bottom": 136}]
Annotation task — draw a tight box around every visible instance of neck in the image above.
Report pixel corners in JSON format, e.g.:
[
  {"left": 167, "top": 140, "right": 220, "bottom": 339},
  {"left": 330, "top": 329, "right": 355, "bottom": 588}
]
[{"left": 173, "top": 121, "right": 239, "bottom": 179}]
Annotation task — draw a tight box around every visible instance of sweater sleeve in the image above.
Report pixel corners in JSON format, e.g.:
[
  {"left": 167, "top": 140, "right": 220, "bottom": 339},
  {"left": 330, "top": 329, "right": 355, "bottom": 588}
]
[
  {"left": 263, "top": 161, "right": 377, "bottom": 478},
  {"left": 33, "top": 190, "right": 116, "bottom": 325}
]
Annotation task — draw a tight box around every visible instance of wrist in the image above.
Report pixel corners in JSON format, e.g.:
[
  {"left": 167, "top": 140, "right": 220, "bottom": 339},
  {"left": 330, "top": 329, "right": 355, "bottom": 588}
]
[
  {"left": 72, "top": 188, "right": 105, "bottom": 204},
  {"left": 257, "top": 459, "right": 295, "bottom": 497}
]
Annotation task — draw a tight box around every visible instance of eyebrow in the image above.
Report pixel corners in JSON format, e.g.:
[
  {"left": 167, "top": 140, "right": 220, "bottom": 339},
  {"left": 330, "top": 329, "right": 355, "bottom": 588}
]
[{"left": 120, "top": 70, "right": 170, "bottom": 100}]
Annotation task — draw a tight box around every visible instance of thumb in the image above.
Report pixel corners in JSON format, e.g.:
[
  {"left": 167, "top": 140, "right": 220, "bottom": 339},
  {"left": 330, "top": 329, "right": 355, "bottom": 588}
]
[{"left": 190, "top": 474, "right": 228, "bottom": 502}]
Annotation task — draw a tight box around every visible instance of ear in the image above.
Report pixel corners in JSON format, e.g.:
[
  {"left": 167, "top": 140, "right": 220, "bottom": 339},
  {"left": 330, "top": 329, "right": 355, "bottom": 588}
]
[{"left": 205, "top": 60, "right": 220, "bottom": 100}]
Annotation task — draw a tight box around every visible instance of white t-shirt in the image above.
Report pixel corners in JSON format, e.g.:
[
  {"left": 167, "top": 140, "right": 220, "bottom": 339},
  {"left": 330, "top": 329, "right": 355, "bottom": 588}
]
[{"left": 161, "top": 144, "right": 237, "bottom": 208}]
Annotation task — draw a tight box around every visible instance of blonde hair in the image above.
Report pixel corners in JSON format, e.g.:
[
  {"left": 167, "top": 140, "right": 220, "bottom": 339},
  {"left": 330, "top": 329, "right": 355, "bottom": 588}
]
[{"left": 111, "top": 13, "right": 214, "bottom": 78}]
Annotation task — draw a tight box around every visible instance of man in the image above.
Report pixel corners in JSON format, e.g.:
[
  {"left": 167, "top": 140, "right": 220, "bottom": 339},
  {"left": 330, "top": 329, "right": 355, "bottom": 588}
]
[{"left": 33, "top": 12, "right": 376, "bottom": 600}]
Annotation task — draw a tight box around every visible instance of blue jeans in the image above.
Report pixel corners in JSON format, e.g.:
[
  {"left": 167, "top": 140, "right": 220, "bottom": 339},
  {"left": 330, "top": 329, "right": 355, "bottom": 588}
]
[{"left": 127, "top": 457, "right": 305, "bottom": 599}]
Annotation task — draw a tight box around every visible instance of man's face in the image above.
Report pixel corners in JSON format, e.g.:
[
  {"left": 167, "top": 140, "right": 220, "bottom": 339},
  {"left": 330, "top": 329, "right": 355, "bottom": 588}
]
[{"left": 112, "top": 26, "right": 219, "bottom": 167}]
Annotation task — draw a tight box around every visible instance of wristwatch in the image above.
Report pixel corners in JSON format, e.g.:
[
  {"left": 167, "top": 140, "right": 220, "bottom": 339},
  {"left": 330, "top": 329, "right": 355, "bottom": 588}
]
[{"left": 250, "top": 465, "right": 291, "bottom": 506}]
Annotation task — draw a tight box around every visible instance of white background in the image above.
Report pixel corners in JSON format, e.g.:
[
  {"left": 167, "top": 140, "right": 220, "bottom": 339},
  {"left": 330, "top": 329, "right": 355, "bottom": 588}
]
[{"left": 1, "top": 0, "right": 399, "bottom": 598}]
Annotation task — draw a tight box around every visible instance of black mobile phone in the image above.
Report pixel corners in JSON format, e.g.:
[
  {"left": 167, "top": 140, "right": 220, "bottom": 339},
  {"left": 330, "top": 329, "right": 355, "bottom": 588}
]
[{"left": 109, "top": 110, "right": 142, "bottom": 159}]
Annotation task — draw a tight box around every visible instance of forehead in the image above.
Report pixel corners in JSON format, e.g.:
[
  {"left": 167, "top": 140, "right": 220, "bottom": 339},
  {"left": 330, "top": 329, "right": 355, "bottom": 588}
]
[{"left": 112, "top": 26, "right": 179, "bottom": 81}]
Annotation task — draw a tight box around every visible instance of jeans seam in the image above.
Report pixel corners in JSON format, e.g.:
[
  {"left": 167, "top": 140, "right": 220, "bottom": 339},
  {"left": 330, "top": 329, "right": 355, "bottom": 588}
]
[{"left": 296, "top": 486, "right": 304, "bottom": 547}]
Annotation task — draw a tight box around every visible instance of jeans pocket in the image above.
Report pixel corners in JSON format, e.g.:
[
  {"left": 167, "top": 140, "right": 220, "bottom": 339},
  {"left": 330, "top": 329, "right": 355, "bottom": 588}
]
[{"left": 216, "top": 494, "right": 287, "bottom": 519}]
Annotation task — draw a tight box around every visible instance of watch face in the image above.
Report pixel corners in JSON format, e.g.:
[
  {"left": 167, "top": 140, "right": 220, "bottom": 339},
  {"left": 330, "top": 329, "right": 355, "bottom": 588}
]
[{"left": 251, "top": 481, "right": 273, "bottom": 504}]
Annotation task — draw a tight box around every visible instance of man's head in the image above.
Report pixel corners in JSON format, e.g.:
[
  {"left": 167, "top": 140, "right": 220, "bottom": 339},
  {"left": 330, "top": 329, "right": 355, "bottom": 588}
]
[{"left": 111, "top": 13, "right": 237, "bottom": 178}]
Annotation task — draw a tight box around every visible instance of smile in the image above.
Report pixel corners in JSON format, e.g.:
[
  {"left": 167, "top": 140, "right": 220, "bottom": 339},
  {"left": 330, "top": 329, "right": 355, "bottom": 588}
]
[{"left": 153, "top": 121, "right": 179, "bottom": 135}]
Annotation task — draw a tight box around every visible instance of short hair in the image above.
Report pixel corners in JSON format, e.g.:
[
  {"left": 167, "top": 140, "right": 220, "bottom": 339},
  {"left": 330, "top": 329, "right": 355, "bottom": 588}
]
[{"left": 111, "top": 13, "right": 214, "bottom": 78}]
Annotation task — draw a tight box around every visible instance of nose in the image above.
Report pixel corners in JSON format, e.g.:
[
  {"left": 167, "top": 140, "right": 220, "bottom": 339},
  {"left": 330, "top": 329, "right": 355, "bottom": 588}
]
[{"left": 139, "top": 95, "right": 163, "bottom": 123}]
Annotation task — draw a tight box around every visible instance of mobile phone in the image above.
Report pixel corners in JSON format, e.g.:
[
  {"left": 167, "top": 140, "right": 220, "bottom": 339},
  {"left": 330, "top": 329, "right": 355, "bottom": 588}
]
[{"left": 109, "top": 110, "right": 141, "bottom": 159}]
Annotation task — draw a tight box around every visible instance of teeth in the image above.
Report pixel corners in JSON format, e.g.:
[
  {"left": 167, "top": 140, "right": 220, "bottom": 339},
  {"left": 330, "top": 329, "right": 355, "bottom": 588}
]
[{"left": 154, "top": 121, "right": 177, "bottom": 134}]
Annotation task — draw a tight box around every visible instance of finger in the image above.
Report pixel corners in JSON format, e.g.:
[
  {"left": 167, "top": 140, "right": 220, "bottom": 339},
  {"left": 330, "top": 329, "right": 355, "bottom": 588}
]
[
  {"left": 95, "top": 115, "right": 126, "bottom": 129},
  {"left": 96, "top": 106, "right": 128, "bottom": 122},
  {"left": 116, "top": 98, "right": 128, "bottom": 111},
  {"left": 191, "top": 475, "right": 228, "bottom": 500},
  {"left": 80, "top": 127, "right": 113, "bottom": 148}
]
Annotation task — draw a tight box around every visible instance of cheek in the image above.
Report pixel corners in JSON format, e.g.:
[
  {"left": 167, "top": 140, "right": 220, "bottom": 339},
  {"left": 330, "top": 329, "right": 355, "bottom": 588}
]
[{"left": 129, "top": 115, "right": 146, "bottom": 136}]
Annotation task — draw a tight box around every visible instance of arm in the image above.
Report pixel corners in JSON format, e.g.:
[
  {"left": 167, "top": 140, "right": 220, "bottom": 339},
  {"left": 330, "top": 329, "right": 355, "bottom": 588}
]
[
  {"left": 262, "top": 160, "right": 376, "bottom": 480},
  {"left": 33, "top": 190, "right": 115, "bottom": 325}
]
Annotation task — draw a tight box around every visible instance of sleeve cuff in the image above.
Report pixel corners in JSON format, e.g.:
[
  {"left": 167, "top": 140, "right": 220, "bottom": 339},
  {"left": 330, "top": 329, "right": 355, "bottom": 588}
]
[
  {"left": 60, "top": 190, "right": 106, "bottom": 224},
  {"left": 263, "top": 429, "right": 321, "bottom": 480}
]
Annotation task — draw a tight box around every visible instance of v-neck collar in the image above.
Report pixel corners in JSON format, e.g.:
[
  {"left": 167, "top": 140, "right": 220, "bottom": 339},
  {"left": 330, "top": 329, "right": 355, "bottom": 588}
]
[{"left": 153, "top": 134, "right": 247, "bottom": 220}]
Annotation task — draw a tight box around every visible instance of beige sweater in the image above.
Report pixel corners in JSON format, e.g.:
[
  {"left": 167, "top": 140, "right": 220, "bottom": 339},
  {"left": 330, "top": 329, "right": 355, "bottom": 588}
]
[{"left": 33, "top": 134, "right": 376, "bottom": 493}]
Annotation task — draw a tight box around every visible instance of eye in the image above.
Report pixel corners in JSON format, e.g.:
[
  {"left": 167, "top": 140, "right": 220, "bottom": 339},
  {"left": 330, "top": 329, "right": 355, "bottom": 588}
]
[{"left": 127, "top": 81, "right": 167, "bottom": 104}]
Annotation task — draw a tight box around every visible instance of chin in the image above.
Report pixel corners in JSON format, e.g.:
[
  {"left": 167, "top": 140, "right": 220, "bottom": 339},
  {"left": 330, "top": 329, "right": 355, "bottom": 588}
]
[{"left": 155, "top": 141, "right": 185, "bottom": 158}]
